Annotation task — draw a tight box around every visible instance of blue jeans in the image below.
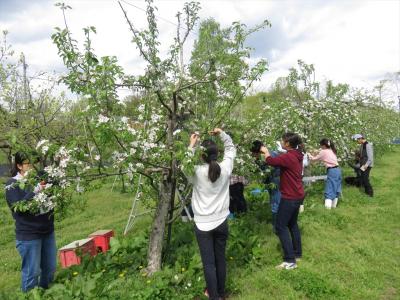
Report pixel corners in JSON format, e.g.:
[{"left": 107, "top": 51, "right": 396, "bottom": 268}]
[
  {"left": 325, "top": 167, "right": 342, "bottom": 199},
  {"left": 275, "top": 199, "right": 302, "bottom": 263},
  {"left": 267, "top": 176, "right": 281, "bottom": 214},
  {"left": 16, "top": 231, "right": 57, "bottom": 292}
]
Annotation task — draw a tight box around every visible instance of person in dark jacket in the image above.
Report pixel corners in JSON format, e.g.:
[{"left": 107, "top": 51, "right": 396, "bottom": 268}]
[
  {"left": 251, "top": 140, "right": 282, "bottom": 231},
  {"left": 352, "top": 134, "right": 374, "bottom": 197},
  {"left": 260, "top": 133, "right": 304, "bottom": 270},
  {"left": 5, "top": 152, "right": 56, "bottom": 292},
  {"left": 229, "top": 174, "right": 248, "bottom": 215}
]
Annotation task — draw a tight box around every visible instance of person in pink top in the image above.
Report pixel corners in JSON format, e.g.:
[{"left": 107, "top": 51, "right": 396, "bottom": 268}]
[{"left": 309, "top": 138, "right": 342, "bottom": 209}]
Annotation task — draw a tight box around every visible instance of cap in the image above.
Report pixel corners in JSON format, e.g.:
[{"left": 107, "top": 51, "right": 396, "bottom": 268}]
[{"left": 352, "top": 134, "right": 363, "bottom": 140}]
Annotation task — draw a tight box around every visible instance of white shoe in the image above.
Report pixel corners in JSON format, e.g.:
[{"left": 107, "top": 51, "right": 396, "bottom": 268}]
[
  {"left": 324, "top": 199, "right": 332, "bottom": 209},
  {"left": 276, "top": 262, "right": 297, "bottom": 270},
  {"left": 299, "top": 205, "right": 304, "bottom": 213},
  {"left": 332, "top": 198, "right": 338, "bottom": 208}
]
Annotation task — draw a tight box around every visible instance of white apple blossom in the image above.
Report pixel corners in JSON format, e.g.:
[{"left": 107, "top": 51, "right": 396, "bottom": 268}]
[
  {"left": 98, "top": 114, "right": 110, "bottom": 124},
  {"left": 36, "top": 139, "right": 49, "bottom": 149}
]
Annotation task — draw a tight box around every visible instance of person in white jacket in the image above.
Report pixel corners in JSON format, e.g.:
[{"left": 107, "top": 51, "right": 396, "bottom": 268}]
[{"left": 187, "top": 128, "right": 236, "bottom": 300}]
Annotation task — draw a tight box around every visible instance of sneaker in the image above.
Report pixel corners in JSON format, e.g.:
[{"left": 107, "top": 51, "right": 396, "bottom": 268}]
[{"left": 275, "top": 261, "right": 297, "bottom": 270}]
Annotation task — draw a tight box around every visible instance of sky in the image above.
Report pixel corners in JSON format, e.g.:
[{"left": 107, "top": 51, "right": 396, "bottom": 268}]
[{"left": 0, "top": 0, "right": 399, "bottom": 101}]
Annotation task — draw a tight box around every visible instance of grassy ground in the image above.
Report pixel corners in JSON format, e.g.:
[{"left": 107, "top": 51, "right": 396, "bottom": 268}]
[
  {"left": 0, "top": 179, "right": 152, "bottom": 294},
  {"left": 0, "top": 146, "right": 399, "bottom": 299},
  {"left": 230, "top": 146, "right": 400, "bottom": 300}
]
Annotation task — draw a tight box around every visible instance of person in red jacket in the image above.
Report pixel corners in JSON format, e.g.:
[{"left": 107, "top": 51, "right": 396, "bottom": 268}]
[{"left": 260, "top": 132, "right": 304, "bottom": 270}]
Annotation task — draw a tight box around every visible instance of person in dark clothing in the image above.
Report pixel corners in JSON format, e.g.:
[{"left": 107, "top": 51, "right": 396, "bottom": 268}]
[
  {"left": 229, "top": 174, "right": 248, "bottom": 215},
  {"left": 345, "top": 150, "right": 362, "bottom": 187},
  {"left": 5, "top": 152, "right": 56, "bottom": 292},
  {"left": 260, "top": 133, "right": 305, "bottom": 270},
  {"left": 251, "top": 140, "right": 282, "bottom": 231},
  {"left": 352, "top": 134, "right": 374, "bottom": 197}
]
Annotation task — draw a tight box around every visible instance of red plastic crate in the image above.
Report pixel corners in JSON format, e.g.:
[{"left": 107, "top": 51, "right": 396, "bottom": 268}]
[
  {"left": 59, "top": 237, "right": 97, "bottom": 268},
  {"left": 88, "top": 229, "right": 114, "bottom": 253}
]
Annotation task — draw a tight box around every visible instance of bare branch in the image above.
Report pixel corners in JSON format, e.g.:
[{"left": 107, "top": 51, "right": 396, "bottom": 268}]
[
  {"left": 175, "top": 80, "right": 213, "bottom": 93},
  {"left": 118, "top": 1, "right": 152, "bottom": 64}
]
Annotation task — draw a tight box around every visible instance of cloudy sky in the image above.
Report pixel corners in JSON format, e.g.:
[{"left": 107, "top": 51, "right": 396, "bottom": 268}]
[{"left": 1, "top": 0, "right": 399, "bottom": 99}]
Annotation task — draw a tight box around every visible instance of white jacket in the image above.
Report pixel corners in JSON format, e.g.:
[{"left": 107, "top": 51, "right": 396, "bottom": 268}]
[{"left": 188, "top": 131, "right": 236, "bottom": 231}]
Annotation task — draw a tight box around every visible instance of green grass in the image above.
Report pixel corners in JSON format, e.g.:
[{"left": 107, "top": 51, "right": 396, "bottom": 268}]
[
  {"left": 0, "top": 146, "right": 399, "bottom": 299},
  {"left": 0, "top": 180, "right": 152, "bottom": 294},
  {"left": 230, "top": 146, "right": 400, "bottom": 300}
]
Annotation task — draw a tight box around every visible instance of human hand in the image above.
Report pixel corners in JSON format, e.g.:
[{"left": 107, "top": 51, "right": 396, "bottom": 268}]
[
  {"left": 360, "top": 164, "right": 367, "bottom": 172},
  {"left": 189, "top": 133, "right": 199, "bottom": 147},
  {"left": 34, "top": 182, "right": 46, "bottom": 194},
  {"left": 209, "top": 128, "right": 223, "bottom": 135}
]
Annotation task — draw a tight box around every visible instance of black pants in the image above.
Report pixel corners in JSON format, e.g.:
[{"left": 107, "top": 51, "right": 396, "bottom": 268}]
[
  {"left": 195, "top": 219, "right": 228, "bottom": 300},
  {"left": 360, "top": 167, "right": 373, "bottom": 196},
  {"left": 275, "top": 199, "right": 302, "bottom": 263},
  {"left": 229, "top": 183, "right": 247, "bottom": 214}
]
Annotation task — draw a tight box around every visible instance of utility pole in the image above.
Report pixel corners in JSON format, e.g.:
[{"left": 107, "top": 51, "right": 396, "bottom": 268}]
[{"left": 21, "top": 53, "right": 28, "bottom": 102}]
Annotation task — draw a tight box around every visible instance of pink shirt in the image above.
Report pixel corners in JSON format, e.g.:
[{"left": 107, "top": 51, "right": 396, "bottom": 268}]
[{"left": 309, "top": 149, "right": 338, "bottom": 168}]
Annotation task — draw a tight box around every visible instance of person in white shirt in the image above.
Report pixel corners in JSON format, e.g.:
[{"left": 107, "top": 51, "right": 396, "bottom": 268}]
[{"left": 187, "top": 128, "right": 236, "bottom": 300}]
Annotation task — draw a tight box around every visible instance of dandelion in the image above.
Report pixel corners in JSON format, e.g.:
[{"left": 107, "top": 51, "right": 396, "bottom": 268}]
[
  {"left": 73, "top": 271, "right": 78, "bottom": 276},
  {"left": 181, "top": 267, "right": 185, "bottom": 272},
  {"left": 119, "top": 273, "right": 125, "bottom": 278},
  {"left": 146, "top": 280, "right": 151, "bottom": 284},
  {"left": 139, "top": 265, "right": 143, "bottom": 269},
  {"left": 174, "top": 275, "right": 179, "bottom": 281}
]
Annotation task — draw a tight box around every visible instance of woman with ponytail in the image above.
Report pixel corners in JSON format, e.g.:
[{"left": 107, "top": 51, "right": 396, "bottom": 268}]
[
  {"left": 187, "top": 128, "right": 236, "bottom": 300},
  {"left": 308, "top": 138, "right": 342, "bottom": 209},
  {"left": 260, "top": 132, "right": 305, "bottom": 270}
]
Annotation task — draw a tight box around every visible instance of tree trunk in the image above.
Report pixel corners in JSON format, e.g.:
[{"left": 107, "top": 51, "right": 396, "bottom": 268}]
[
  {"left": 146, "top": 93, "right": 177, "bottom": 274},
  {"left": 146, "top": 176, "right": 172, "bottom": 274}
]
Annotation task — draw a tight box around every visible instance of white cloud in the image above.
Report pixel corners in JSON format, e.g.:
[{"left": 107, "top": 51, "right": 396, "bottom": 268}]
[{"left": 0, "top": 0, "right": 398, "bottom": 100}]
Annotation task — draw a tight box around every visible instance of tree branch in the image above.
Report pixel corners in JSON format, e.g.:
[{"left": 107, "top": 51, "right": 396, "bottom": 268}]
[
  {"left": 175, "top": 80, "right": 213, "bottom": 93},
  {"left": 118, "top": 1, "right": 152, "bottom": 65},
  {"left": 156, "top": 90, "right": 172, "bottom": 114}
]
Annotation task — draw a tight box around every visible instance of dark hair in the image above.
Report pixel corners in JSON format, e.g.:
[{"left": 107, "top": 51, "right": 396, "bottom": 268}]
[
  {"left": 12, "top": 152, "right": 29, "bottom": 176},
  {"left": 201, "top": 139, "right": 221, "bottom": 183},
  {"left": 281, "top": 132, "right": 303, "bottom": 150},
  {"left": 250, "top": 140, "right": 263, "bottom": 153},
  {"left": 320, "top": 138, "right": 337, "bottom": 154}
]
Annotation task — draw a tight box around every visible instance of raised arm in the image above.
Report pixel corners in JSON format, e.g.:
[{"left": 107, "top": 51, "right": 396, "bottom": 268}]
[{"left": 210, "top": 128, "right": 236, "bottom": 173}]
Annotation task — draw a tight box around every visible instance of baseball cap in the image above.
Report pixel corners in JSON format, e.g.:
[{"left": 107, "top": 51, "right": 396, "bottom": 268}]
[{"left": 352, "top": 134, "right": 363, "bottom": 140}]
